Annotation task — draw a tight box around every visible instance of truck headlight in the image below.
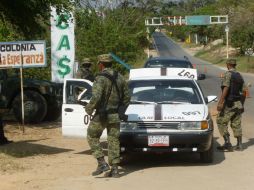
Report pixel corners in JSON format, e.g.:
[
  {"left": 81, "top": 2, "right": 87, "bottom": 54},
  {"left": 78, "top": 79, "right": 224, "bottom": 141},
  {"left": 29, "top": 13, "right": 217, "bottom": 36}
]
[
  {"left": 180, "top": 121, "right": 208, "bottom": 130},
  {"left": 120, "top": 122, "right": 137, "bottom": 130}
]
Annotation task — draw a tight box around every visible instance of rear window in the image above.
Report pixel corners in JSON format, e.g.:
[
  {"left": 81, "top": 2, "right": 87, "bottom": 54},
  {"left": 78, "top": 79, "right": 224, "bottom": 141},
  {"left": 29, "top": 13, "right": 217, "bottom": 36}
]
[
  {"left": 129, "top": 79, "right": 203, "bottom": 104},
  {"left": 145, "top": 59, "right": 193, "bottom": 68}
]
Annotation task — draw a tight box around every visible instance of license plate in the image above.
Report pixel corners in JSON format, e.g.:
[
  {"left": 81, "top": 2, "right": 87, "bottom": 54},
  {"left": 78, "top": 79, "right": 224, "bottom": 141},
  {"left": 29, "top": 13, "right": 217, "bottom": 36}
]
[{"left": 148, "top": 135, "right": 169, "bottom": 147}]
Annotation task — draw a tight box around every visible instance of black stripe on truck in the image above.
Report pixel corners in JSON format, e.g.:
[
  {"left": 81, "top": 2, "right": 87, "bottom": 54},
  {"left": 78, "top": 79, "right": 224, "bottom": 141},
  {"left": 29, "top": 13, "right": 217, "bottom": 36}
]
[
  {"left": 154, "top": 104, "right": 162, "bottom": 120},
  {"left": 161, "top": 68, "right": 167, "bottom": 76}
]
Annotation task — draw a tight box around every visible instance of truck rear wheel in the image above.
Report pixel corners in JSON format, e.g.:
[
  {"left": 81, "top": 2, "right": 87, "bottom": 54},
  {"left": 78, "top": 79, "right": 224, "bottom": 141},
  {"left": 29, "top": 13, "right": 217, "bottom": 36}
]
[
  {"left": 12, "top": 90, "right": 47, "bottom": 123},
  {"left": 43, "top": 104, "right": 61, "bottom": 121}
]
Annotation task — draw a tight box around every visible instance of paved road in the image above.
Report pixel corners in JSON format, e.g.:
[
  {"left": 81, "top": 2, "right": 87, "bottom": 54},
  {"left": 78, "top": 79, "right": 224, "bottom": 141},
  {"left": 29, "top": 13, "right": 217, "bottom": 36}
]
[
  {"left": 153, "top": 32, "right": 254, "bottom": 139},
  {"left": 2, "top": 32, "right": 254, "bottom": 190}
]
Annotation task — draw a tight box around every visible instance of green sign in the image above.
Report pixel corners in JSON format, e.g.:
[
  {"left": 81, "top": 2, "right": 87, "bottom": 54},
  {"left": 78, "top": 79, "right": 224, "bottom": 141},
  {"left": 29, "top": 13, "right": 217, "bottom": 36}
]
[{"left": 186, "top": 15, "right": 210, "bottom": 25}]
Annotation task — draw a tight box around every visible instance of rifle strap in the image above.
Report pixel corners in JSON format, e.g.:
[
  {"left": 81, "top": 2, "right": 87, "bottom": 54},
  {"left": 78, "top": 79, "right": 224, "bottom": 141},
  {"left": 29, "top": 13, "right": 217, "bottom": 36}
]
[{"left": 97, "top": 71, "right": 121, "bottom": 109}]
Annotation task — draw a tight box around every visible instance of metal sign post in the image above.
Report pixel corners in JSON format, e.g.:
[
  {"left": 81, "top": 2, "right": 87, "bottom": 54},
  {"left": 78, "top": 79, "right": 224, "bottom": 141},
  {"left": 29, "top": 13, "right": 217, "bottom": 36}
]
[
  {"left": 225, "top": 25, "right": 229, "bottom": 59},
  {"left": 145, "top": 15, "right": 229, "bottom": 57},
  {"left": 20, "top": 51, "right": 25, "bottom": 132}
]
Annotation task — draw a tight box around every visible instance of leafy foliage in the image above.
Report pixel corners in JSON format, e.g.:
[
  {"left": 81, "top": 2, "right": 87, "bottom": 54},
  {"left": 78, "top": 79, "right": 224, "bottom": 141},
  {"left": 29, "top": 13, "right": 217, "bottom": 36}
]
[
  {"left": 0, "top": 0, "right": 77, "bottom": 80},
  {"left": 75, "top": 6, "right": 149, "bottom": 74},
  {"left": 0, "top": 0, "right": 75, "bottom": 39},
  {"left": 0, "top": 0, "right": 150, "bottom": 78}
]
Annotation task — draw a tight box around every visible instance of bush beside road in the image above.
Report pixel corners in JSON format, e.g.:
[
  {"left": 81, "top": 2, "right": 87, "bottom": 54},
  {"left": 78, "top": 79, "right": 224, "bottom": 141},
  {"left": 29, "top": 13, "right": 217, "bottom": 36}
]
[{"left": 181, "top": 42, "right": 254, "bottom": 74}]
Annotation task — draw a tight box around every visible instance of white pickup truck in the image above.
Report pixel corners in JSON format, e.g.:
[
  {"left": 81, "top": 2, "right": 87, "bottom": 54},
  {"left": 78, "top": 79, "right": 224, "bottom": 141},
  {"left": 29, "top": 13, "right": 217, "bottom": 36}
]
[{"left": 62, "top": 68, "right": 217, "bottom": 163}]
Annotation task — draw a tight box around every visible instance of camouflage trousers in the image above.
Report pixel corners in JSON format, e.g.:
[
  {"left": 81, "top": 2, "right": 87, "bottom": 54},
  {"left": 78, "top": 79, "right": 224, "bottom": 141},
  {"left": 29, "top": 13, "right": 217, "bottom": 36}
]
[
  {"left": 216, "top": 106, "right": 242, "bottom": 138},
  {"left": 87, "top": 115, "right": 120, "bottom": 165}
]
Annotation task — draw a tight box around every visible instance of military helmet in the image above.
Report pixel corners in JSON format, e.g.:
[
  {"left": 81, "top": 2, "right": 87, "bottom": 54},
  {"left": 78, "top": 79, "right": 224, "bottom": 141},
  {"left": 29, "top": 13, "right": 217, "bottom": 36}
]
[
  {"left": 97, "top": 54, "right": 113, "bottom": 63},
  {"left": 226, "top": 59, "right": 237, "bottom": 65},
  {"left": 80, "top": 58, "right": 92, "bottom": 65}
]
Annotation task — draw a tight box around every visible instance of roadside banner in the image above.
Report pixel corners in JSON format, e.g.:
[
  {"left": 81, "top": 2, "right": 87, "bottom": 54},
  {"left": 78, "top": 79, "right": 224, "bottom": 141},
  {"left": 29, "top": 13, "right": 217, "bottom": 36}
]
[
  {"left": 0, "top": 40, "right": 46, "bottom": 129},
  {"left": 0, "top": 41, "right": 46, "bottom": 68},
  {"left": 50, "top": 7, "right": 75, "bottom": 83}
]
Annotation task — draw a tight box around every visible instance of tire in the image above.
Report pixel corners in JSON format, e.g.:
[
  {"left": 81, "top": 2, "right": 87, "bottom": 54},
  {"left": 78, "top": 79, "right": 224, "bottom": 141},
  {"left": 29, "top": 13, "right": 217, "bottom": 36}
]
[
  {"left": 200, "top": 140, "right": 214, "bottom": 163},
  {"left": 12, "top": 90, "right": 47, "bottom": 123},
  {"left": 43, "top": 104, "right": 61, "bottom": 121},
  {"left": 120, "top": 154, "right": 130, "bottom": 166}
]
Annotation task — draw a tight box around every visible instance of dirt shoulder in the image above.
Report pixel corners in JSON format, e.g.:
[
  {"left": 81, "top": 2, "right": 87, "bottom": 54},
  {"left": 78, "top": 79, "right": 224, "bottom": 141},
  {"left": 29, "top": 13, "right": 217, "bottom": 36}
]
[
  {"left": 179, "top": 41, "right": 254, "bottom": 74},
  {"left": 0, "top": 121, "right": 96, "bottom": 189},
  {"left": 1, "top": 104, "right": 254, "bottom": 190}
]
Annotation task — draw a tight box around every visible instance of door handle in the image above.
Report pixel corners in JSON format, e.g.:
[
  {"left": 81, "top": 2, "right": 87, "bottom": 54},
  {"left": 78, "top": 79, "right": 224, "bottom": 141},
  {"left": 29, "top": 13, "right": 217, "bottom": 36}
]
[{"left": 64, "top": 108, "right": 73, "bottom": 112}]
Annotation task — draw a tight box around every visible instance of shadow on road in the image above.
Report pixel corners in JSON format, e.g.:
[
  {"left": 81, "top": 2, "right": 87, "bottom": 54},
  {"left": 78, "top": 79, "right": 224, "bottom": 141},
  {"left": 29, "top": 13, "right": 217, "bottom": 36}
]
[
  {"left": 75, "top": 141, "right": 108, "bottom": 156},
  {"left": 117, "top": 137, "right": 226, "bottom": 177},
  {"left": 75, "top": 138, "right": 227, "bottom": 178},
  {"left": 243, "top": 138, "right": 254, "bottom": 149},
  {"left": 0, "top": 139, "right": 73, "bottom": 158}
]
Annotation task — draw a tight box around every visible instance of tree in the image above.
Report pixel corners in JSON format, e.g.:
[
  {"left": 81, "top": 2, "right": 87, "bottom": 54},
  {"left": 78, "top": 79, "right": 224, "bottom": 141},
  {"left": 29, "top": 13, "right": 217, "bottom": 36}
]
[
  {"left": 0, "top": 1, "right": 78, "bottom": 79},
  {"left": 230, "top": 3, "right": 254, "bottom": 55},
  {"left": 0, "top": 0, "right": 75, "bottom": 39},
  {"left": 75, "top": 5, "right": 149, "bottom": 73}
]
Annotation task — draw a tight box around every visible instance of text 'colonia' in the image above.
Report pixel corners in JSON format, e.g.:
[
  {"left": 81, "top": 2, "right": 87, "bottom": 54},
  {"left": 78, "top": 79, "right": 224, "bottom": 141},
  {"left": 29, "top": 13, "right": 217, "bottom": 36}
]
[{"left": 0, "top": 44, "right": 36, "bottom": 52}]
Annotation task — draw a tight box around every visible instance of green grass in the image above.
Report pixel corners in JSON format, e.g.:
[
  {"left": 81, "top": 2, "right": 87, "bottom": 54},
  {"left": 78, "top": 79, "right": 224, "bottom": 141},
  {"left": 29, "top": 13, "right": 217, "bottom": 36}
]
[
  {"left": 132, "top": 53, "right": 148, "bottom": 69},
  {"left": 194, "top": 44, "right": 254, "bottom": 73}
]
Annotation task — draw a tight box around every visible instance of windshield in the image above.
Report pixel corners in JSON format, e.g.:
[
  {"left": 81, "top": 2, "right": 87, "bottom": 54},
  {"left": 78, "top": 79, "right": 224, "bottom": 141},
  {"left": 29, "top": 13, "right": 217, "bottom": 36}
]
[
  {"left": 129, "top": 79, "right": 203, "bottom": 104},
  {"left": 145, "top": 59, "right": 193, "bottom": 68}
]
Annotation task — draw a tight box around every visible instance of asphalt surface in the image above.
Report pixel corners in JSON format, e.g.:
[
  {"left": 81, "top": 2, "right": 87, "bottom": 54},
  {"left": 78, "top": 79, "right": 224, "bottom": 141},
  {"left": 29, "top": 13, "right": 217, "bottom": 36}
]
[
  {"left": 2, "top": 32, "right": 254, "bottom": 190},
  {"left": 153, "top": 32, "right": 254, "bottom": 139}
]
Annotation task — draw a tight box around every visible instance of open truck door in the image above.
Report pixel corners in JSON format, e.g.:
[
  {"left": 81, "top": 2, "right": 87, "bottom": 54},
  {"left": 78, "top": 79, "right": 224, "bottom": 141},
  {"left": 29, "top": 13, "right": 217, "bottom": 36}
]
[{"left": 62, "top": 79, "right": 107, "bottom": 138}]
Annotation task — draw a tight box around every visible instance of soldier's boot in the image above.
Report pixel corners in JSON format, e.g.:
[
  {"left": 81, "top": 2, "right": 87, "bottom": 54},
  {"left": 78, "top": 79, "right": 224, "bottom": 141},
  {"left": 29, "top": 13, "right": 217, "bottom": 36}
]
[
  {"left": 111, "top": 165, "right": 120, "bottom": 178},
  {"left": 92, "top": 157, "right": 110, "bottom": 176},
  {"left": 104, "top": 164, "right": 120, "bottom": 178},
  {"left": 235, "top": 136, "right": 243, "bottom": 151},
  {"left": 0, "top": 137, "right": 13, "bottom": 145},
  {"left": 217, "top": 134, "right": 233, "bottom": 151},
  {"left": 0, "top": 121, "right": 13, "bottom": 146}
]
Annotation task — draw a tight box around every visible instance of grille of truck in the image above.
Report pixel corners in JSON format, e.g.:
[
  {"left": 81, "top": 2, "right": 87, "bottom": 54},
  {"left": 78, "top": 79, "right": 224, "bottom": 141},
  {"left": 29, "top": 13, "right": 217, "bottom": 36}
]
[{"left": 137, "top": 122, "right": 180, "bottom": 130}]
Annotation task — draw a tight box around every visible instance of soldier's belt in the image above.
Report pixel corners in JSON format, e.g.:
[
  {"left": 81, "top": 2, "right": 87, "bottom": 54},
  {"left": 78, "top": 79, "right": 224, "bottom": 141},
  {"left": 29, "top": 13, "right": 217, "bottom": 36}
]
[{"left": 107, "top": 109, "right": 118, "bottom": 114}]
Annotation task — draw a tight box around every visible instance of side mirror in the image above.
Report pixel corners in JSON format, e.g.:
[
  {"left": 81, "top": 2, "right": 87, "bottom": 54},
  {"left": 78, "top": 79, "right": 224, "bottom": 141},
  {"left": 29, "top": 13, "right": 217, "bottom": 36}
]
[
  {"left": 206, "top": 95, "right": 218, "bottom": 104},
  {"left": 198, "top": 74, "right": 206, "bottom": 80},
  {"left": 77, "top": 88, "right": 89, "bottom": 106}
]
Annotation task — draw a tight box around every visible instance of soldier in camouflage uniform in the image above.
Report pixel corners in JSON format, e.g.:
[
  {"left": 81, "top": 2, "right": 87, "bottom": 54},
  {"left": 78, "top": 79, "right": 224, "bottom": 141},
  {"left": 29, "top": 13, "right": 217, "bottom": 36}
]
[
  {"left": 85, "top": 54, "right": 130, "bottom": 177},
  {"left": 0, "top": 111, "right": 12, "bottom": 145},
  {"left": 216, "top": 59, "right": 246, "bottom": 151},
  {"left": 76, "top": 58, "right": 94, "bottom": 82},
  {"left": 1, "top": 76, "right": 12, "bottom": 145}
]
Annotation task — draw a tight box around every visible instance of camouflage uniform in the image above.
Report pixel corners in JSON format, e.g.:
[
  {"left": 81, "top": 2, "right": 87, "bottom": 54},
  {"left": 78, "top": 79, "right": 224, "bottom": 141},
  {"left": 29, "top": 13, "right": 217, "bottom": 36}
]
[
  {"left": 76, "top": 58, "right": 94, "bottom": 82},
  {"left": 0, "top": 109, "right": 12, "bottom": 145},
  {"left": 216, "top": 68, "right": 244, "bottom": 138},
  {"left": 85, "top": 54, "right": 130, "bottom": 166}
]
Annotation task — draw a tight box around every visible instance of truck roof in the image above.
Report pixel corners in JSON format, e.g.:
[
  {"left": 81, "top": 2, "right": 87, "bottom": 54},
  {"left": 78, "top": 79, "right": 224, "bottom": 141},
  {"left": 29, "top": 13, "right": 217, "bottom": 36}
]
[{"left": 129, "top": 68, "right": 198, "bottom": 80}]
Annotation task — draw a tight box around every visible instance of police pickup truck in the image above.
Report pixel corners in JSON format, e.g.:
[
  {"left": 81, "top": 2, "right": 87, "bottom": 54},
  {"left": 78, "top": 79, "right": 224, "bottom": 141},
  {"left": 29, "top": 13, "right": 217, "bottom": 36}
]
[{"left": 62, "top": 68, "right": 217, "bottom": 163}]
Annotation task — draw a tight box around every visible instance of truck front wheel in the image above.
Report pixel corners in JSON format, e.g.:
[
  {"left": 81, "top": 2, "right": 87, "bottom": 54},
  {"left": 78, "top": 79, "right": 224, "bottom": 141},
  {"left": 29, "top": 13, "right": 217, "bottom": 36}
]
[
  {"left": 12, "top": 90, "right": 47, "bottom": 123},
  {"left": 200, "top": 140, "right": 214, "bottom": 163}
]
